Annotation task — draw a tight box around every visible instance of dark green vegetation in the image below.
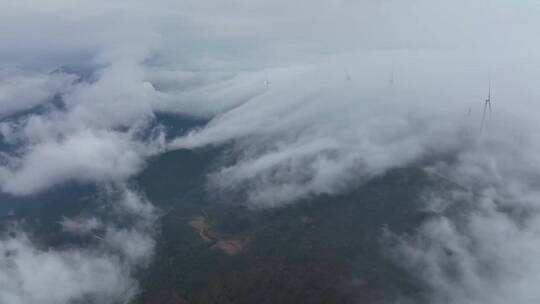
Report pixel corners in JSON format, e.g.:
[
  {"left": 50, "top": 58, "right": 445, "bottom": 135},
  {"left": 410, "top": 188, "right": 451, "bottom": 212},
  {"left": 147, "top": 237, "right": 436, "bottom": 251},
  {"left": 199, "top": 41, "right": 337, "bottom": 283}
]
[
  {"left": 134, "top": 143, "right": 435, "bottom": 304},
  {"left": 0, "top": 114, "right": 444, "bottom": 303}
]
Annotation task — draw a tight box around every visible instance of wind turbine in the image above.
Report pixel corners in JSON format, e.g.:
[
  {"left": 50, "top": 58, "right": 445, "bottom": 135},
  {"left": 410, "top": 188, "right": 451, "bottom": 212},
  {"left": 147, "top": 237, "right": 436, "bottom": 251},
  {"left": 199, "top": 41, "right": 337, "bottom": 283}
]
[
  {"left": 345, "top": 70, "right": 351, "bottom": 81},
  {"left": 389, "top": 63, "right": 395, "bottom": 87},
  {"left": 480, "top": 78, "right": 492, "bottom": 132},
  {"left": 482, "top": 79, "right": 492, "bottom": 123}
]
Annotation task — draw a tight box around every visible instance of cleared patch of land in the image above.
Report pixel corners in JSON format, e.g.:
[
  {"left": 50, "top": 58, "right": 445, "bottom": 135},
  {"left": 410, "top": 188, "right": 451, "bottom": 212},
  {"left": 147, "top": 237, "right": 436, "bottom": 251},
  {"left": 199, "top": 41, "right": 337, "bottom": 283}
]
[
  {"left": 189, "top": 214, "right": 246, "bottom": 255},
  {"left": 189, "top": 216, "right": 214, "bottom": 242}
]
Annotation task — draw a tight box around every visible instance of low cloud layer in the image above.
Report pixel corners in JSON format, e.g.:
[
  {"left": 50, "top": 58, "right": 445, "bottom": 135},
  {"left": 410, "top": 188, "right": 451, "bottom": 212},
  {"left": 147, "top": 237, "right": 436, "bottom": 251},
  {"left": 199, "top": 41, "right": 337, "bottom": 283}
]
[
  {"left": 1, "top": 130, "right": 148, "bottom": 195},
  {"left": 0, "top": 187, "right": 156, "bottom": 304},
  {"left": 0, "top": 233, "right": 136, "bottom": 304},
  {"left": 0, "top": 59, "right": 165, "bottom": 195},
  {"left": 391, "top": 125, "right": 540, "bottom": 303},
  {"left": 0, "top": 71, "right": 75, "bottom": 118},
  {"left": 168, "top": 52, "right": 540, "bottom": 206},
  {"left": 2, "top": 0, "right": 540, "bottom": 303}
]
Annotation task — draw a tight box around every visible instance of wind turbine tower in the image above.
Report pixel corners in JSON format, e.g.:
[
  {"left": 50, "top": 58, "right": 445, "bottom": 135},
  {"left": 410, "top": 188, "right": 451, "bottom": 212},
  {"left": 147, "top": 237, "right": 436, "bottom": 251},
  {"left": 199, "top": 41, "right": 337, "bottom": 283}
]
[
  {"left": 482, "top": 79, "right": 492, "bottom": 122},
  {"left": 389, "top": 63, "right": 395, "bottom": 87}
]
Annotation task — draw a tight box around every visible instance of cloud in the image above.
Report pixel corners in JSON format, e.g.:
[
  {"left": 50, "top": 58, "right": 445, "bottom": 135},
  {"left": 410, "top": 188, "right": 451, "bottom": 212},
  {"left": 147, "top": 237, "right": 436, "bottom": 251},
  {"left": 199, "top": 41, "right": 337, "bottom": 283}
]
[
  {"left": 150, "top": 67, "right": 306, "bottom": 118},
  {"left": 167, "top": 53, "right": 497, "bottom": 205},
  {"left": 0, "top": 129, "right": 155, "bottom": 195},
  {"left": 0, "top": 187, "right": 156, "bottom": 304},
  {"left": 0, "top": 58, "right": 166, "bottom": 195},
  {"left": 378, "top": 116, "right": 540, "bottom": 304},
  {"left": 59, "top": 216, "right": 103, "bottom": 235},
  {"left": 2, "top": 0, "right": 540, "bottom": 303},
  {"left": 0, "top": 4, "right": 166, "bottom": 301},
  {"left": 165, "top": 53, "right": 540, "bottom": 301},
  {"left": 0, "top": 71, "right": 76, "bottom": 118},
  {"left": 62, "top": 60, "right": 158, "bottom": 129},
  {"left": 149, "top": 2, "right": 540, "bottom": 302},
  {"left": 2, "top": 0, "right": 538, "bottom": 69},
  {"left": 396, "top": 210, "right": 540, "bottom": 304},
  {"left": 0, "top": 232, "right": 136, "bottom": 304}
]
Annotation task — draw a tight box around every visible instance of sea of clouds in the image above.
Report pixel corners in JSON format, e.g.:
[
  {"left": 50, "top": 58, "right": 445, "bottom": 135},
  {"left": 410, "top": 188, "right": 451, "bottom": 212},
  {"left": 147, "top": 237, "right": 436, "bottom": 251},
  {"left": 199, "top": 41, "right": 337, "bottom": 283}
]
[{"left": 1, "top": 0, "right": 540, "bottom": 303}]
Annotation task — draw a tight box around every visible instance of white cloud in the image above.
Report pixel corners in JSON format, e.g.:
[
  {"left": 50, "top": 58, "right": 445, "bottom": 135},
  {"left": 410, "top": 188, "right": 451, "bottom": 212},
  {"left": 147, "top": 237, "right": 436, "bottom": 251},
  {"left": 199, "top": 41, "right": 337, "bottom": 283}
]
[
  {"left": 150, "top": 67, "right": 306, "bottom": 117},
  {"left": 0, "top": 71, "right": 75, "bottom": 118},
  {"left": 168, "top": 53, "right": 496, "bottom": 205},
  {"left": 0, "top": 188, "right": 158, "bottom": 304},
  {"left": 0, "top": 58, "right": 166, "bottom": 196},
  {"left": 2, "top": 0, "right": 540, "bottom": 303},
  {"left": 0, "top": 232, "right": 136, "bottom": 304},
  {"left": 0, "top": 130, "right": 151, "bottom": 195},
  {"left": 382, "top": 118, "right": 540, "bottom": 304},
  {"left": 59, "top": 216, "right": 103, "bottom": 235},
  {"left": 62, "top": 60, "right": 158, "bottom": 129}
]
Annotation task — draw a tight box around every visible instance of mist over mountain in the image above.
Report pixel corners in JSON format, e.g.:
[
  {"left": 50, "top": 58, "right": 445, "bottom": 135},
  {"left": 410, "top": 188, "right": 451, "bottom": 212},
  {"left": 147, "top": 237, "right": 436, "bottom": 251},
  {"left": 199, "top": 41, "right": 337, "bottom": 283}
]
[{"left": 1, "top": 1, "right": 540, "bottom": 303}]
